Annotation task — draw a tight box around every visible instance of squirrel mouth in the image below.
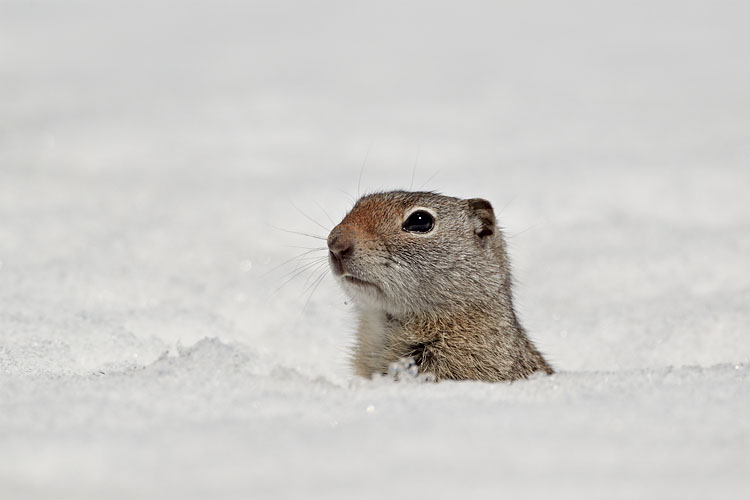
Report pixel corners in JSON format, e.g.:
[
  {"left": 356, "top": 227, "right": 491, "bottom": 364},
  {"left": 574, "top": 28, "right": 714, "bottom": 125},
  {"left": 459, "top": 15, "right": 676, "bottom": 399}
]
[{"left": 343, "top": 274, "right": 381, "bottom": 292}]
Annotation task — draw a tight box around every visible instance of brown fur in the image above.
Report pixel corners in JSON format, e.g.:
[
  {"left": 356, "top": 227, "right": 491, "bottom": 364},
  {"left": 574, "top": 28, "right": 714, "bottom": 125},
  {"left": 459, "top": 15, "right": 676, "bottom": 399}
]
[{"left": 327, "top": 191, "right": 553, "bottom": 382}]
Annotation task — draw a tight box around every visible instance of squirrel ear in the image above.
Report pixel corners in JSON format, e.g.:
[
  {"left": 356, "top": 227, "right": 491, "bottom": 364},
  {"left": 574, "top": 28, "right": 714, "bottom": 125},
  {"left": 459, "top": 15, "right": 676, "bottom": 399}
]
[{"left": 465, "top": 198, "right": 496, "bottom": 239}]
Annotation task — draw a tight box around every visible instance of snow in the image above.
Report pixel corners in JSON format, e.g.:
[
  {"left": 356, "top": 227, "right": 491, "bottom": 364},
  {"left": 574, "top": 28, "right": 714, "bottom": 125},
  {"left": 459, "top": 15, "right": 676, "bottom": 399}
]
[{"left": 1, "top": 1, "right": 749, "bottom": 498}]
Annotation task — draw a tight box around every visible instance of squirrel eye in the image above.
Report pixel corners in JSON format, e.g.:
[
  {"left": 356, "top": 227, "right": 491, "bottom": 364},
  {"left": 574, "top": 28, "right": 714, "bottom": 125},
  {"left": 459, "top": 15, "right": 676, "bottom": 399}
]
[{"left": 402, "top": 210, "right": 435, "bottom": 233}]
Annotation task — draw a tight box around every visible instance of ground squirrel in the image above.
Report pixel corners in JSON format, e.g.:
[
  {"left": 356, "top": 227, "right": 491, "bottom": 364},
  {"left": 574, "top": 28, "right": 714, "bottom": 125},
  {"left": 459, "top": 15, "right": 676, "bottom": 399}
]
[{"left": 327, "top": 190, "right": 553, "bottom": 382}]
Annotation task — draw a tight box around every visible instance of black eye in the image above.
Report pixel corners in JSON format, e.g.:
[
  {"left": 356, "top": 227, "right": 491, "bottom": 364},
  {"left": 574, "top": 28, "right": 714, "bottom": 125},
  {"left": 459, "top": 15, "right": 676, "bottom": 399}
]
[{"left": 402, "top": 210, "right": 435, "bottom": 233}]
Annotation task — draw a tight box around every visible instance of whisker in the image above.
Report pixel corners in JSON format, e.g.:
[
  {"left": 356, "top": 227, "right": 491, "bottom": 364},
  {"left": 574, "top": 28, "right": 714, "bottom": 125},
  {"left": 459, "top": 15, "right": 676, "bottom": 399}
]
[
  {"left": 271, "top": 225, "right": 327, "bottom": 241},
  {"left": 262, "top": 248, "right": 328, "bottom": 277},
  {"left": 497, "top": 196, "right": 517, "bottom": 218},
  {"left": 274, "top": 266, "right": 322, "bottom": 295},
  {"left": 308, "top": 267, "right": 330, "bottom": 295},
  {"left": 303, "top": 267, "right": 330, "bottom": 311},
  {"left": 337, "top": 189, "right": 356, "bottom": 204},
  {"left": 508, "top": 224, "right": 539, "bottom": 239},
  {"left": 274, "top": 257, "right": 329, "bottom": 290},
  {"left": 418, "top": 170, "right": 440, "bottom": 191},
  {"left": 289, "top": 201, "right": 331, "bottom": 232},
  {"left": 409, "top": 146, "right": 421, "bottom": 191},
  {"left": 315, "top": 201, "right": 336, "bottom": 226},
  {"left": 283, "top": 245, "right": 327, "bottom": 251},
  {"left": 357, "top": 142, "right": 373, "bottom": 198},
  {"left": 302, "top": 260, "right": 330, "bottom": 290},
  {"left": 296, "top": 255, "right": 330, "bottom": 261}
]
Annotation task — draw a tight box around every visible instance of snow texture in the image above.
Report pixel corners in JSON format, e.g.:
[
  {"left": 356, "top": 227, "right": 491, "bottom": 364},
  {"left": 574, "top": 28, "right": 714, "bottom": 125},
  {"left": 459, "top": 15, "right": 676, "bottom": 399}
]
[{"left": 1, "top": 1, "right": 749, "bottom": 498}]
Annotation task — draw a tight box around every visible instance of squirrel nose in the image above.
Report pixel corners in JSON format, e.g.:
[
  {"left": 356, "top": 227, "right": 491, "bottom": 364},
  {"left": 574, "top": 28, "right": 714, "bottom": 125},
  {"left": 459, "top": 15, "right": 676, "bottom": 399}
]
[{"left": 327, "top": 227, "right": 355, "bottom": 275}]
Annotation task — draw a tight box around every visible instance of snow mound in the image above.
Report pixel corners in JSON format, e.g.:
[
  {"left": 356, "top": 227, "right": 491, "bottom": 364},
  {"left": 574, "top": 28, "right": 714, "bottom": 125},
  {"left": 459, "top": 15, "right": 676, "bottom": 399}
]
[{"left": 144, "top": 337, "right": 257, "bottom": 378}]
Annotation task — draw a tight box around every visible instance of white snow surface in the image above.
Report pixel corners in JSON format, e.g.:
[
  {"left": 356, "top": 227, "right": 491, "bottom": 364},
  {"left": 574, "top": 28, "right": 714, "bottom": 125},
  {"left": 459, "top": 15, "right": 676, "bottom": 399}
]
[{"left": 2, "top": 1, "right": 749, "bottom": 498}]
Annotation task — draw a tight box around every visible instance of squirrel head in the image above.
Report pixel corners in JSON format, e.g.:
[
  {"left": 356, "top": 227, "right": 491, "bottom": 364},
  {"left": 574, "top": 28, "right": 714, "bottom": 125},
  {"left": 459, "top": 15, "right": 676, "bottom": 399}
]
[{"left": 327, "top": 191, "right": 511, "bottom": 316}]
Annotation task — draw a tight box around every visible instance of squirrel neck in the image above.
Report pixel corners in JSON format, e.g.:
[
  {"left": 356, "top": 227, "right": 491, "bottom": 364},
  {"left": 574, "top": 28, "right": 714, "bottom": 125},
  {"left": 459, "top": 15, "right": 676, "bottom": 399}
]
[{"left": 352, "top": 296, "right": 552, "bottom": 381}]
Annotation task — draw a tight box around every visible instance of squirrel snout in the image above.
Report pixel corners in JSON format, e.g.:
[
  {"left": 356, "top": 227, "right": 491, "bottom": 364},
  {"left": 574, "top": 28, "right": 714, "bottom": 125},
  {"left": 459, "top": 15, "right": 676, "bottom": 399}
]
[{"left": 327, "top": 227, "right": 355, "bottom": 275}]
